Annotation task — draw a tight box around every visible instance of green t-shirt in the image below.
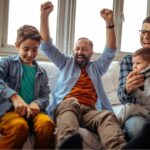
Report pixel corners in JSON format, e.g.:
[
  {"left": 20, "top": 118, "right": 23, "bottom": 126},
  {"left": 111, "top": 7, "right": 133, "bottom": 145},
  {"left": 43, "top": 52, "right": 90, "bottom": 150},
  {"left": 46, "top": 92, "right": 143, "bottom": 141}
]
[{"left": 19, "top": 64, "right": 36, "bottom": 104}]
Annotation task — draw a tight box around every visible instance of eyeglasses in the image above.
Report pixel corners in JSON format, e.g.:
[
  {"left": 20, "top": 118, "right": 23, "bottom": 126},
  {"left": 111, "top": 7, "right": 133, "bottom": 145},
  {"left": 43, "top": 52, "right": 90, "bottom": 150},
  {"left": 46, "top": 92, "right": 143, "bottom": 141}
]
[{"left": 139, "top": 30, "right": 150, "bottom": 37}]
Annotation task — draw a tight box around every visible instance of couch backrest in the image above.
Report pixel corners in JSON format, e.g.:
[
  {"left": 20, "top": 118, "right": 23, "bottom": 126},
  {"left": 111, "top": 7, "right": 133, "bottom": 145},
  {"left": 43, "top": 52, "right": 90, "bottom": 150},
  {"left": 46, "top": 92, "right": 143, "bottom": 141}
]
[
  {"left": 37, "top": 61, "right": 60, "bottom": 91},
  {"left": 101, "top": 61, "right": 121, "bottom": 105}
]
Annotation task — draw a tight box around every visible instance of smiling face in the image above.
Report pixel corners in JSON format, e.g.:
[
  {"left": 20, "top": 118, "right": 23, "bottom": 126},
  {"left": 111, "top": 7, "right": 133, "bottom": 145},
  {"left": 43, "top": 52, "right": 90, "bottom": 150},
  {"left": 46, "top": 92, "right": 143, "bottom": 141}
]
[
  {"left": 15, "top": 25, "right": 42, "bottom": 66},
  {"left": 16, "top": 39, "right": 39, "bottom": 65},
  {"left": 74, "top": 38, "right": 93, "bottom": 68},
  {"left": 140, "top": 23, "right": 150, "bottom": 48}
]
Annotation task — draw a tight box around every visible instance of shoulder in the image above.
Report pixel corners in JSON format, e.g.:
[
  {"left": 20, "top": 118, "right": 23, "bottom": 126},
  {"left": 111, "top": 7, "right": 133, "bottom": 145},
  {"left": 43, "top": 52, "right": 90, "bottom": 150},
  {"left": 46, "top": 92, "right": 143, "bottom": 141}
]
[
  {"left": 121, "top": 54, "right": 132, "bottom": 63},
  {"left": 120, "top": 54, "right": 133, "bottom": 68},
  {"left": 0, "top": 55, "right": 19, "bottom": 64}
]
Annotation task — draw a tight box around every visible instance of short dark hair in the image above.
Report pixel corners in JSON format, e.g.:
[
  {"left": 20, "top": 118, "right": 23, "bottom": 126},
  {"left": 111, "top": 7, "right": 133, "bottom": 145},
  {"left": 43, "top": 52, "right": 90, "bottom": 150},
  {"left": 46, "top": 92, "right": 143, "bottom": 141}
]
[
  {"left": 133, "top": 47, "right": 150, "bottom": 62},
  {"left": 143, "top": 16, "right": 150, "bottom": 24},
  {"left": 15, "top": 25, "right": 42, "bottom": 45},
  {"left": 77, "top": 37, "right": 93, "bottom": 50}
]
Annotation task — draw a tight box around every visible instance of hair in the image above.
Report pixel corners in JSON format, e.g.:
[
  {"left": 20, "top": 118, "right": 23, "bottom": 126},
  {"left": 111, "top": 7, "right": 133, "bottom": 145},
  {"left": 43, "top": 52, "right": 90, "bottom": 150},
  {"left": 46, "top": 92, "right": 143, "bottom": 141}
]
[
  {"left": 143, "top": 16, "right": 150, "bottom": 24},
  {"left": 77, "top": 37, "right": 93, "bottom": 50},
  {"left": 15, "top": 25, "right": 42, "bottom": 45},
  {"left": 133, "top": 47, "right": 150, "bottom": 62}
]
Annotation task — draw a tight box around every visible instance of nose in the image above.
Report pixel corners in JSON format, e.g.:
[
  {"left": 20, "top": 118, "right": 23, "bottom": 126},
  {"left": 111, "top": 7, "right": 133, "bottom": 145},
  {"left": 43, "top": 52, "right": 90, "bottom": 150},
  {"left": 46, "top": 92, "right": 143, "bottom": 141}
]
[
  {"left": 133, "top": 64, "right": 137, "bottom": 71},
  {"left": 143, "top": 32, "right": 150, "bottom": 38},
  {"left": 27, "top": 50, "right": 34, "bottom": 57},
  {"left": 78, "top": 48, "right": 84, "bottom": 55}
]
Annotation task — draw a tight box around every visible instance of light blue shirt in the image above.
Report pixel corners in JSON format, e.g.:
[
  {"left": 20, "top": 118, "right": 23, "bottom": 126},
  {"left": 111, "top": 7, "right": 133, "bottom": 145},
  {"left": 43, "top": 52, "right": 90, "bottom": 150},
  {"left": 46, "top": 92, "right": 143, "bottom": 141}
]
[{"left": 41, "top": 39, "right": 116, "bottom": 116}]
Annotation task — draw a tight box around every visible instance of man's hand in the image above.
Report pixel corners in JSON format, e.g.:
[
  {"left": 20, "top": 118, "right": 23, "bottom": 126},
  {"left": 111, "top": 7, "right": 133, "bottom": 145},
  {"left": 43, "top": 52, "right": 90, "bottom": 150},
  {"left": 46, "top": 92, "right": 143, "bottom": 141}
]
[
  {"left": 11, "top": 94, "right": 31, "bottom": 117},
  {"left": 29, "top": 102, "right": 40, "bottom": 117},
  {"left": 100, "top": 8, "right": 114, "bottom": 24},
  {"left": 41, "top": 1, "right": 54, "bottom": 16},
  {"left": 125, "top": 71, "right": 145, "bottom": 94}
]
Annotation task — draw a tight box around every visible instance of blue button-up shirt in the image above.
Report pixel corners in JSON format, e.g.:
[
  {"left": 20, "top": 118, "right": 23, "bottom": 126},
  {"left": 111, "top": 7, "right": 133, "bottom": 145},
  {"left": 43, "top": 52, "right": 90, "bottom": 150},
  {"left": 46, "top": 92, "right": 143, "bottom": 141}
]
[{"left": 41, "top": 39, "right": 116, "bottom": 116}]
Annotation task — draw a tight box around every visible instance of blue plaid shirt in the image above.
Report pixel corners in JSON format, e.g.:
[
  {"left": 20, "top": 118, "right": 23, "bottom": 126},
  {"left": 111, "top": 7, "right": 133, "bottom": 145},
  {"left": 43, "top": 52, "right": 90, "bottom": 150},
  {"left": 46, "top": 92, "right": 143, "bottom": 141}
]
[{"left": 117, "top": 54, "right": 137, "bottom": 104}]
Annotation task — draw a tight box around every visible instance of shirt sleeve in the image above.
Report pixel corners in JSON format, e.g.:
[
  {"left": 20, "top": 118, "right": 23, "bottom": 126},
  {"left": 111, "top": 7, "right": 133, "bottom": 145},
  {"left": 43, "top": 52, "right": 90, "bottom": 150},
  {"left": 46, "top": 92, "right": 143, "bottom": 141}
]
[
  {"left": 94, "top": 45, "right": 116, "bottom": 76},
  {"left": 0, "top": 57, "right": 17, "bottom": 100},
  {"left": 117, "top": 55, "right": 137, "bottom": 104}
]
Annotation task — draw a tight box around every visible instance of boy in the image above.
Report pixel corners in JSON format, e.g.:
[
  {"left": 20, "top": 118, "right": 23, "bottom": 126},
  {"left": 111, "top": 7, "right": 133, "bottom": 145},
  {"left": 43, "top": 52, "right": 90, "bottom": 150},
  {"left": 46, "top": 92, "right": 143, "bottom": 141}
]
[{"left": 0, "top": 25, "right": 55, "bottom": 149}]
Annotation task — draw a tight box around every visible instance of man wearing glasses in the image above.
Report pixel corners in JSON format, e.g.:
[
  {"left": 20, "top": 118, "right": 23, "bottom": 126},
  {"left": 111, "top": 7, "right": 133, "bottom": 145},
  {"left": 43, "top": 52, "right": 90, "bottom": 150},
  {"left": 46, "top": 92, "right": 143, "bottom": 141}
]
[{"left": 117, "top": 16, "right": 150, "bottom": 141}]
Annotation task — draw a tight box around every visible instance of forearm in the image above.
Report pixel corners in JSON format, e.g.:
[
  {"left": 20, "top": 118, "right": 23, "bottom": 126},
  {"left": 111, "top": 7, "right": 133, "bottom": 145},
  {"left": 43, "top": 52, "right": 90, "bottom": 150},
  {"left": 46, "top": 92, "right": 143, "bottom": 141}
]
[
  {"left": 34, "top": 97, "right": 49, "bottom": 111},
  {"left": 100, "top": 9, "right": 116, "bottom": 49},
  {"left": 117, "top": 86, "right": 136, "bottom": 104},
  {"left": 106, "top": 23, "right": 116, "bottom": 49},
  {"left": 40, "top": 14, "right": 50, "bottom": 42}
]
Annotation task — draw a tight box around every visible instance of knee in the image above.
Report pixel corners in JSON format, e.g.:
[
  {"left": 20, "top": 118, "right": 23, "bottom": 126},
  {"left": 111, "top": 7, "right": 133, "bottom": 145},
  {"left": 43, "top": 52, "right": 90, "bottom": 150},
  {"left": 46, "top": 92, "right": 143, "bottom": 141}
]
[
  {"left": 56, "top": 98, "right": 81, "bottom": 117},
  {"left": 125, "top": 116, "right": 148, "bottom": 139},
  {"left": 101, "top": 110, "right": 116, "bottom": 119},
  {"left": 34, "top": 113, "right": 55, "bottom": 134},
  {"left": 96, "top": 110, "right": 117, "bottom": 125},
  {"left": 60, "top": 98, "right": 80, "bottom": 110},
  {"left": 10, "top": 118, "right": 29, "bottom": 136}
]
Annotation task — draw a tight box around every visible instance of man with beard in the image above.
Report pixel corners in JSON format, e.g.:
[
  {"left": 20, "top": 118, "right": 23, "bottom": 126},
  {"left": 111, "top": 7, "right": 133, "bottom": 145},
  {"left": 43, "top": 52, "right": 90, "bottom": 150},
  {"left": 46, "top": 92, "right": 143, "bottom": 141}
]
[{"left": 40, "top": 1, "right": 130, "bottom": 150}]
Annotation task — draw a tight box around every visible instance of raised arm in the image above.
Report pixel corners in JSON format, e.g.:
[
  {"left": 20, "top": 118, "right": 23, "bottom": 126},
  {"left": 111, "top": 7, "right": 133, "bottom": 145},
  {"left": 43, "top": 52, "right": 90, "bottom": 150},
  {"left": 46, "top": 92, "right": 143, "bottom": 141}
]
[
  {"left": 40, "top": 1, "right": 54, "bottom": 42},
  {"left": 100, "top": 9, "right": 116, "bottom": 49}
]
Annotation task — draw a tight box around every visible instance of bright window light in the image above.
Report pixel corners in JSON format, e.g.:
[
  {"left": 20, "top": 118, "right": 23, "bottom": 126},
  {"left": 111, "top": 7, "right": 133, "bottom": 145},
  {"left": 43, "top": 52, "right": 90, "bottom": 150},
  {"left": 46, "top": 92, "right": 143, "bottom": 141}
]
[
  {"left": 8, "top": 0, "right": 58, "bottom": 46},
  {"left": 121, "top": 0, "right": 147, "bottom": 52},
  {"left": 75, "top": 0, "right": 113, "bottom": 53}
]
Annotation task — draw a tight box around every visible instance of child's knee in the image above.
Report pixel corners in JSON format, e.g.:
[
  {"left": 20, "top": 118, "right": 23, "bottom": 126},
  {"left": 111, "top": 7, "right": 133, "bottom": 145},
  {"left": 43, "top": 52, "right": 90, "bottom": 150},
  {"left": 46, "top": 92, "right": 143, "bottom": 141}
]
[
  {"left": 10, "top": 117, "right": 29, "bottom": 136},
  {"left": 34, "top": 113, "right": 55, "bottom": 134}
]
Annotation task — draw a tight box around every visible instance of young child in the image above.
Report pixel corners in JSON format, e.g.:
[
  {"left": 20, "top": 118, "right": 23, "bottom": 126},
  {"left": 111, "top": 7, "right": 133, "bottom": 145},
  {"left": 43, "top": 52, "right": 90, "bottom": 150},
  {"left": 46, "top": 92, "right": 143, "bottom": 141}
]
[
  {"left": 117, "top": 47, "right": 150, "bottom": 126},
  {"left": 0, "top": 25, "right": 55, "bottom": 149}
]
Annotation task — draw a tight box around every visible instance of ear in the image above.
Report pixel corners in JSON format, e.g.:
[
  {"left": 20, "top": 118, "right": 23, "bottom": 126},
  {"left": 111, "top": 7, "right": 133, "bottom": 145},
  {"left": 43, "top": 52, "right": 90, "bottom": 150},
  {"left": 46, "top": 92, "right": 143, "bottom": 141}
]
[
  {"left": 15, "top": 43, "right": 20, "bottom": 51},
  {"left": 90, "top": 50, "right": 94, "bottom": 56}
]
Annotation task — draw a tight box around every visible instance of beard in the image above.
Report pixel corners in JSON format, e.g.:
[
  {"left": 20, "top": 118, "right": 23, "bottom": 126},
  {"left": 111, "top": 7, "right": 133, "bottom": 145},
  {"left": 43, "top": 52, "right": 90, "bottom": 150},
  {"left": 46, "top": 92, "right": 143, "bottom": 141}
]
[{"left": 74, "top": 54, "right": 90, "bottom": 68}]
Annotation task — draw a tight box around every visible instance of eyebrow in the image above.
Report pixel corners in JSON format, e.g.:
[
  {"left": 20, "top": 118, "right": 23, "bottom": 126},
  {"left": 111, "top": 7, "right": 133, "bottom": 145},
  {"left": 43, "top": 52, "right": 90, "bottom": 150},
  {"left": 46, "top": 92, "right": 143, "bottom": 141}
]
[{"left": 22, "top": 45, "right": 39, "bottom": 49}]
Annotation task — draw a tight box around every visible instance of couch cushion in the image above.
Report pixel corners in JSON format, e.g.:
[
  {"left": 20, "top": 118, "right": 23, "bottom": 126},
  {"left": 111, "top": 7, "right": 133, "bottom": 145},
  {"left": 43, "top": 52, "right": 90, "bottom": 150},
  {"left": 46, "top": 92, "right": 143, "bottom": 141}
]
[
  {"left": 37, "top": 61, "right": 60, "bottom": 106},
  {"left": 102, "top": 61, "right": 121, "bottom": 105},
  {"left": 37, "top": 61, "right": 60, "bottom": 91}
]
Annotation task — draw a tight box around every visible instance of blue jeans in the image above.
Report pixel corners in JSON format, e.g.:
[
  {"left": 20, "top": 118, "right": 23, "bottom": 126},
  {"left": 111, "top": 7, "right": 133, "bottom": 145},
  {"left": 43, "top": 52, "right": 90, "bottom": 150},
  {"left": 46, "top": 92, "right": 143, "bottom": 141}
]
[{"left": 124, "top": 116, "right": 149, "bottom": 141}]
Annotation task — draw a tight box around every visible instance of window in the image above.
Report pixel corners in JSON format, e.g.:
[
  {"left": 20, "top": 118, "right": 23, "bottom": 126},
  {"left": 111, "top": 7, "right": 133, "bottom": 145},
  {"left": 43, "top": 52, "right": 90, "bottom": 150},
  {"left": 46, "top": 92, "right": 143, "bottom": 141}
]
[
  {"left": 121, "top": 0, "right": 147, "bottom": 52},
  {"left": 75, "top": 0, "right": 113, "bottom": 53},
  {"left": 8, "top": 0, "right": 58, "bottom": 46},
  {"left": 1, "top": 0, "right": 150, "bottom": 60}
]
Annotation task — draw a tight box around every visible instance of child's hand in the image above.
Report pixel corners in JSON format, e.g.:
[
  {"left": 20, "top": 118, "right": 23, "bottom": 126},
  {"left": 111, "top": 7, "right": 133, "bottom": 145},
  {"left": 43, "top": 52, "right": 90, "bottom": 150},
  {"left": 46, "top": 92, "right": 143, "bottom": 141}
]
[
  {"left": 10, "top": 94, "right": 31, "bottom": 117},
  {"left": 29, "top": 102, "right": 40, "bottom": 117},
  {"left": 125, "top": 71, "right": 144, "bottom": 94}
]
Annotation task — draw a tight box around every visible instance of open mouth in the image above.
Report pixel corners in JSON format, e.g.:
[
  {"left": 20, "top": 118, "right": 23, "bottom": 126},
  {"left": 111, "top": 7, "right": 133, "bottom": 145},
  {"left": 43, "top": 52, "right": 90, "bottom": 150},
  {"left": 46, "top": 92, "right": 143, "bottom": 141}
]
[
  {"left": 77, "top": 56, "right": 84, "bottom": 59},
  {"left": 142, "top": 41, "right": 150, "bottom": 46}
]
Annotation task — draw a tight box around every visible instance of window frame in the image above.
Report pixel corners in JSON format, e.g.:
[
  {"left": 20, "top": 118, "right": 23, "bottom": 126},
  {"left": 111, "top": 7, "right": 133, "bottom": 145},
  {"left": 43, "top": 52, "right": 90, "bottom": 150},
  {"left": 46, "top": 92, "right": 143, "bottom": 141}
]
[{"left": 0, "top": 0, "right": 150, "bottom": 61}]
